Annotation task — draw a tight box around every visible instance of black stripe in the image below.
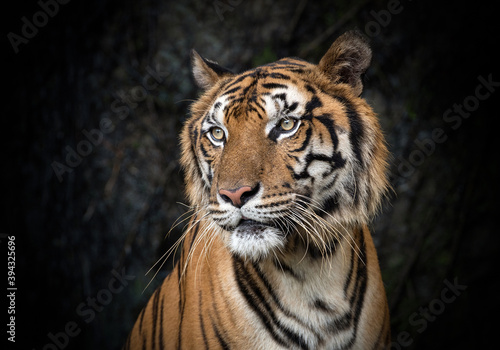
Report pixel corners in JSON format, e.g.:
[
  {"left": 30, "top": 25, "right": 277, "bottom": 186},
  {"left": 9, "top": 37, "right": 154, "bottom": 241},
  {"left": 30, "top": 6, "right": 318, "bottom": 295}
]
[
  {"left": 235, "top": 258, "right": 311, "bottom": 349},
  {"left": 254, "top": 199, "right": 290, "bottom": 209},
  {"left": 249, "top": 99, "right": 267, "bottom": 116},
  {"left": 177, "top": 261, "right": 185, "bottom": 348},
  {"left": 260, "top": 61, "right": 306, "bottom": 70},
  {"left": 198, "top": 290, "right": 209, "bottom": 350},
  {"left": 272, "top": 92, "right": 287, "bottom": 101},
  {"left": 291, "top": 149, "right": 346, "bottom": 181},
  {"left": 265, "top": 64, "right": 306, "bottom": 72},
  {"left": 343, "top": 242, "right": 356, "bottom": 296},
  {"left": 303, "top": 152, "right": 341, "bottom": 169},
  {"left": 334, "top": 96, "right": 365, "bottom": 168},
  {"left": 352, "top": 230, "right": 367, "bottom": 317},
  {"left": 272, "top": 258, "right": 303, "bottom": 281},
  {"left": 320, "top": 172, "right": 339, "bottom": 191},
  {"left": 240, "top": 78, "right": 258, "bottom": 97},
  {"left": 213, "top": 102, "right": 222, "bottom": 111},
  {"left": 313, "top": 299, "right": 335, "bottom": 313},
  {"left": 320, "top": 191, "right": 341, "bottom": 214},
  {"left": 288, "top": 164, "right": 307, "bottom": 181},
  {"left": 204, "top": 253, "right": 235, "bottom": 349},
  {"left": 199, "top": 141, "right": 210, "bottom": 158},
  {"left": 308, "top": 237, "right": 338, "bottom": 259},
  {"left": 326, "top": 311, "right": 353, "bottom": 335},
  {"left": 233, "top": 258, "right": 289, "bottom": 348},
  {"left": 159, "top": 295, "right": 165, "bottom": 349},
  {"left": 304, "top": 96, "right": 322, "bottom": 117},
  {"left": 206, "top": 111, "right": 217, "bottom": 125},
  {"left": 222, "top": 86, "right": 243, "bottom": 97},
  {"left": 316, "top": 115, "right": 339, "bottom": 150},
  {"left": 151, "top": 288, "right": 161, "bottom": 349},
  {"left": 372, "top": 307, "right": 389, "bottom": 350},
  {"left": 211, "top": 315, "right": 230, "bottom": 350},
  {"left": 342, "top": 229, "right": 368, "bottom": 348},
  {"left": 268, "top": 72, "right": 291, "bottom": 80},
  {"left": 142, "top": 330, "right": 147, "bottom": 350},
  {"left": 330, "top": 150, "right": 347, "bottom": 170},
  {"left": 288, "top": 101, "right": 298, "bottom": 112},
  {"left": 138, "top": 307, "right": 146, "bottom": 334},
  {"left": 245, "top": 104, "right": 264, "bottom": 119},
  {"left": 251, "top": 263, "right": 314, "bottom": 349},
  {"left": 189, "top": 121, "right": 198, "bottom": 144},
  {"left": 223, "top": 72, "right": 254, "bottom": 91},
  {"left": 347, "top": 108, "right": 365, "bottom": 168},
  {"left": 262, "top": 82, "right": 288, "bottom": 90},
  {"left": 268, "top": 127, "right": 281, "bottom": 143},
  {"left": 349, "top": 230, "right": 367, "bottom": 305},
  {"left": 290, "top": 127, "right": 312, "bottom": 153}
]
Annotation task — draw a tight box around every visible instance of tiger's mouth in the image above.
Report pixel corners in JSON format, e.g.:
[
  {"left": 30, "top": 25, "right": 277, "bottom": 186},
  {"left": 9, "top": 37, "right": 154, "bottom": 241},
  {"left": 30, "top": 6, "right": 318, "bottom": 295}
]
[
  {"left": 227, "top": 217, "right": 287, "bottom": 260},
  {"left": 218, "top": 215, "right": 277, "bottom": 233},
  {"left": 235, "top": 219, "right": 272, "bottom": 236},
  {"left": 238, "top": 218, "right": 260, "bottom": 227},
  {"left": 235, "top": 217, "right": 288, "bottom": 236}
]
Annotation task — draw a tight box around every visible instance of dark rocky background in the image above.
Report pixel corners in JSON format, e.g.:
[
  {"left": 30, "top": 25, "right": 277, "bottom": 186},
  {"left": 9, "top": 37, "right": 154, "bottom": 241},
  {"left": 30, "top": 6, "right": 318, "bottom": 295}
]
[{"left": 3, "top": 0, "right": 499, "bottom": 349}]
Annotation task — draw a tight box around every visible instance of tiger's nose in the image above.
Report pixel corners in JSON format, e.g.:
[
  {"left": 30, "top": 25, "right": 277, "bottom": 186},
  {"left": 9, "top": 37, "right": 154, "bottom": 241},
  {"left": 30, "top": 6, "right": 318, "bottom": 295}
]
[{"left": 218, "top": 185, "right": 259, "bottom": 208}]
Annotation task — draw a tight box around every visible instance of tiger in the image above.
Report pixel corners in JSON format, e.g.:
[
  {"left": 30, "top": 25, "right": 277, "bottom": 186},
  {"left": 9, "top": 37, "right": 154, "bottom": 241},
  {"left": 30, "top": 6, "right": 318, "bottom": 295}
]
[{"left": 124, "top": 30, "right": 391, "bottom": 350}]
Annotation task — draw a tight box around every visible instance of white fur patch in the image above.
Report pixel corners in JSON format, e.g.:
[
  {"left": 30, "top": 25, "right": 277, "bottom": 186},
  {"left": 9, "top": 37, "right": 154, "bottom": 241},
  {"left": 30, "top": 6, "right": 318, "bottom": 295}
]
[{"left": 229, "top": 224, "right": 285, "bottom": 261}]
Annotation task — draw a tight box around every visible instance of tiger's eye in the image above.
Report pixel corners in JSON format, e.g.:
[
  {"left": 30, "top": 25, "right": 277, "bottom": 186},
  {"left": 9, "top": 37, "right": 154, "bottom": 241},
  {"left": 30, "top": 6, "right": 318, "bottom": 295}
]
[
  {"left": 280, "top": 118, "right": 295, "bottom": 131},
  {"left": 210, "top": 127, "right": 225, "bottom": 141}
]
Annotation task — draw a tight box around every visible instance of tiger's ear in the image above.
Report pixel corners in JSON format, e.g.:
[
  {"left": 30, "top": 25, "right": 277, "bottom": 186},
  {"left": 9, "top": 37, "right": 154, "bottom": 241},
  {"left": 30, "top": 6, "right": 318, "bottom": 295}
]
[
  {"left": 318, "top": 31, "right": 372, "bottom": 96},
  {"left": 191, "top": 50, "right": 234, "bottom": 90}
]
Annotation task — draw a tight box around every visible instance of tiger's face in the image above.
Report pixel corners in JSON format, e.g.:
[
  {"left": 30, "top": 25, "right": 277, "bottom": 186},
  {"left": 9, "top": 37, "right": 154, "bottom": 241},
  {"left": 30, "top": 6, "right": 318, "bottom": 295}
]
[{"left": 181, "top": 32, "right": 388, "bottom": 261}]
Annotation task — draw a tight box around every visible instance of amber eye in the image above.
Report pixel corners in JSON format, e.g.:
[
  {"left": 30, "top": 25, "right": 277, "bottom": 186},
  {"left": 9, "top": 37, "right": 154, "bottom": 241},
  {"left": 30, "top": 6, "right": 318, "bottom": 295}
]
[
  {"left": 280, "top": 118, "right": 296, "bottom": 131},
  {"left": 210, "top": 127, "right": 225, "bottom": 141}
]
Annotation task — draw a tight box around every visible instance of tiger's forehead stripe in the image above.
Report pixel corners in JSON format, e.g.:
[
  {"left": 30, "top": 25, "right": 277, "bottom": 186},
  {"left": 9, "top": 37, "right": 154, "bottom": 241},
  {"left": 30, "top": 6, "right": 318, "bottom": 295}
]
[
  {"left": 219, "top": 59, "right": 310, "bottom": 97},
  {"left": 208, "top": 64, "right": 314, "bottom": 127}
]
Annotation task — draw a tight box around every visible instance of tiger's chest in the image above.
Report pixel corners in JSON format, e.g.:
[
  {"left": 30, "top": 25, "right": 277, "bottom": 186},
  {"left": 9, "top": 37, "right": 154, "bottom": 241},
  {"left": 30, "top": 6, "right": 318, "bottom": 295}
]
[{"left": 208, "top": 237, "right": 363, "bottom": 350}]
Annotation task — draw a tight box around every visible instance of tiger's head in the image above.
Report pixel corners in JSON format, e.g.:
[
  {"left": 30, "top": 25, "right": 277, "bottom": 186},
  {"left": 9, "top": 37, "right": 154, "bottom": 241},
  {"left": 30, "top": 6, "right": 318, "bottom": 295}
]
[{"left": 180, "top": 31, "right": 389, "bottom": 261}]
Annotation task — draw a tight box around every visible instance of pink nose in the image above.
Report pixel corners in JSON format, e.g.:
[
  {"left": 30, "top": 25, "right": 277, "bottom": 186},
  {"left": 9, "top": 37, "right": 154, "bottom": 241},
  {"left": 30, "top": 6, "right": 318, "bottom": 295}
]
[{"left": 218, "top": 186, "right": 254, "bottom": 207}]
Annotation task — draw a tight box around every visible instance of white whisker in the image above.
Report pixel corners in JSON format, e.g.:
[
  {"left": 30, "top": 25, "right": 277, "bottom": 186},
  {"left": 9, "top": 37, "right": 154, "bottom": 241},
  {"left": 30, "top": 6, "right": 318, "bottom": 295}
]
[{"left": 293, "top": 194, "right": 365, "bottom": 265}]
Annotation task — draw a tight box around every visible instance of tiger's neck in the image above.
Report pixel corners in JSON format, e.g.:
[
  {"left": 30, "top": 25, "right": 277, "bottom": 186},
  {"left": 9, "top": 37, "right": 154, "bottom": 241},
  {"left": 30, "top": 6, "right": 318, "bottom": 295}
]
[
  {"left": 244, "top": 224, "right": 367, "bottom": 309},
  {"left": 173, "top": 221, "right": 387, "bottom": 349},
  {"left": 185, "top": 221, "right": 368, "bottom": 315}
]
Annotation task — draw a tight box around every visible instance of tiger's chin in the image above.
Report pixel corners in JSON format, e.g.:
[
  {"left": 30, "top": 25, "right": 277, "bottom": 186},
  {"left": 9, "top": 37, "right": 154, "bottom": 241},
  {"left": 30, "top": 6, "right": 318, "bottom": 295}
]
[{"left": 226, "top": 220, "right": 286, "bottom": 261}]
